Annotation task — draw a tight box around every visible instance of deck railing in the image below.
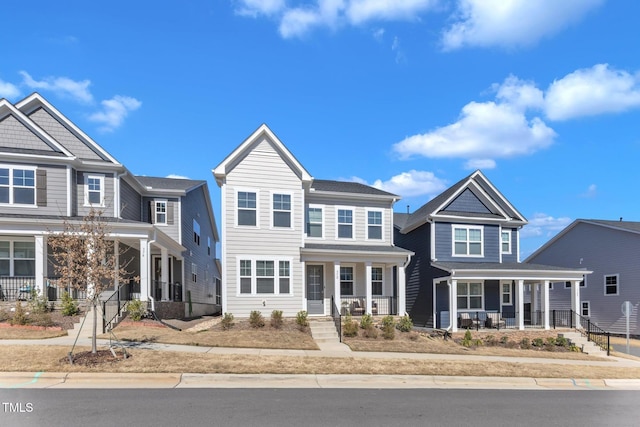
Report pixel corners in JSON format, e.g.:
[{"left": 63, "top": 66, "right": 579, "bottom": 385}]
[
  {"left": 0, "top": 276, "right": 87, "bottom": 302},
  {"left": 339, "top": 296, "right": 397, "bottom": 316}
]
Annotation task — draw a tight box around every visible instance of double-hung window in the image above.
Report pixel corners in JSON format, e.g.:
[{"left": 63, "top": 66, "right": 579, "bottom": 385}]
[
  {"left": 367, "top": 210, "right": 383, "bottom": 240},
  {"left": 191, "top": 263, "right": 198, "bottom": 283},
  {"left": 501, "top": 282, "right": 512, "bottom": 305},
  {"left": 340, "top": 266, "right": 354, "bottom": 295},
  {"left": 238, "top": 258, "right": 291, "bottom": 295},
  {"left": 581, "top": 301, "right": 590, "bottom": 317},
  {"left": 501, "top": 230, "right": 511, "bottom": 254},
  {"left": 371, "top": 267, "right": 383, "bottom": 295},
  {"left": 155, "top": 200, "right": 167, "bottom": 224},
  {"left": 604, "top": 274, "right": 618, "bottom": 295},
  {"left": 307, "top": 206, "right": 323, "bottom": 238},
  {"left": 0, "top": 240, "right": 35, "bottom": 276},
  {"left": 273, "top": 193, "right": 291, "bottom": 228},
  {"left": 457, "top": 282, "right": 483, "bottom": 310},
  {"left": 240, "top": 260, "right": 252, "bottom": 294},
  {"left": 256, "top": 261, "right": 275, "bottom": 294},
  {"left": 238, "top": 191, "right": 257, "bottom": 226},
  {"left": 0, "top": 166, "right": 36, "bottom": 205},
  {"left": 453, "top": 225, "right": 483, "bottom": 257},
  {"left": 337, "top": 208, "right": 353, "bottom": 239},
  {"left": 85, "top": 174, "right": 104, "bottom": 206},
  {"left": 279, "top": 261, "right": 290, "bottom": 294}
]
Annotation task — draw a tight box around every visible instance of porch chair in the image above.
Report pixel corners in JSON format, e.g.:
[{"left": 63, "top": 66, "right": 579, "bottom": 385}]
[
  {"left": 485, "top": 312, "right": 506, "bottom": 329},
  {"left": 351, "top": 299, "right": 365, "bottom": 316},
  {"left": 459, "top": 312, "right": 480, "bottom": 329}
]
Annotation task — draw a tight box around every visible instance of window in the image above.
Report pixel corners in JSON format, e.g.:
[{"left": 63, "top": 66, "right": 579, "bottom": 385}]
[
  {"left": 240, "top": 260, "right": 252, "bottom": 294},
  {"left": 501, "top": 230, "right": 511, "bottom": 254},
  {"left": 191, "top": 263, "right": 197, "bottom": 283},
  {"left": 457, "top": 282, "right": 483, "bottom": 310},
  {"left": 501, "top": 283, "right": 512, "bottom": 305},
  {"left": 582, "top": 301, "right": 590, "bottom": 317},
  {"left": 307, "top": 207, "right": 323, "bottom": 238},
  {"left": 453, "top": 225, "right": 483, "bottom": 256},
  {"left": 273, "top": 194, "right": 291, "bottom": 228},
  {"left": 207, "top": 237, "right": 211, "bottom": 256},
  {"left": 238, "top": 191, "right": 257, "bottom": 226},
  {"left": 372, "top": 267, "right": 383, "bottom": 295},
  {"left": 564, "top": 280, "right": 586, "bottom": 288},
  {"left": 279, "top": 261, "right": 290, "bottom": 294},
  {"left": 340, "top": 266, "right": 354, "bottom": 295},
  {"left": 85, "top": 174, "right": 104, "bottom": 206},
  {"left": 154, "top": 201, "right": 167, "bottom": 224},
  {"left": 193, "top": 220, "right": 200, "bottom": 245},
  {"left": 337, "top": 209, "right": 353, "bottom": 239},
  {"left": 604, "top": 274, "right": 618, "bottom": 295},
  {"left": 0, "top": 166, "right": 36, "bottom": 205},
  {"left": 0, "top": 240, "right": 35, "bottom": 276},
  {"left": 367, "top": 210, "right": 383, "bottom": 240},
  {"left": 256, "top": 260, "right": 275, "bottom": 293}
]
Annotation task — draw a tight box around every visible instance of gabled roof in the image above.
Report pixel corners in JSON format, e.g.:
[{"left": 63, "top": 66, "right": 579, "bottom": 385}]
[
  {"left": 398, "top": 170, "right": 527, "bottom": 233},
  {"left": 213, "top": 124, "right": 312, "bottom": 186},
  {"left": 311, "top": 179, "right": 398, "bottom": 199},
  {"left": 525, "top": 219, "right": 640, "bottom": 262},
  {"left": 135, "top": 176, "right": 206, "bottom": 193}
]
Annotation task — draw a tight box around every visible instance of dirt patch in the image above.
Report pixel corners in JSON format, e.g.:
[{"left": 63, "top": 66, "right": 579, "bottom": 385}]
[{"left": 62, "top": 349, "right": 130, "bottom": 367}]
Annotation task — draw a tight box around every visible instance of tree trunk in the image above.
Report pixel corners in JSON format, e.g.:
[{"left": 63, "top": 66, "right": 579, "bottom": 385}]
[{"left": 92, "top": 300, "right": 98, "bottom": 354}]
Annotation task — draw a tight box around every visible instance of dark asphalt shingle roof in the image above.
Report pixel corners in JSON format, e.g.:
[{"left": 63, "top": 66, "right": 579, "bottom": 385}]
[
  {"left": 311, "top": 179, "right": 398, "bottom": 198},
  {"left": 135, "top": 176, "right": 205, "bottom": 192},
  {"left": 582, "top": 219, "right": 640, "bottom": 233}
]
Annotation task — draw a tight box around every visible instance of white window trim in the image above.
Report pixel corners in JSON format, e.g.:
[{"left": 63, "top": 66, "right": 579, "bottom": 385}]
[
  {"left": 236, "top": 256, "right": 294, "bottom": 296},
  {"left": 270, "top": 191, "right": 293, "bottom": 229},
  {"left": 604, "top": 273, "right": 619, "bottom": 296},
  {"left": 336, "top": 206, "right": 355, "bottom": 240},
  {"left": 235, "top": 188, "right": 259, "bottom": 228},
  {"left": 452, "top": 224, "right": 484, "bottom": 258},
  {"left": 457, "top": 281, "right": 485, "bottom": 311},
  {"left": 154, "top": 199, "right": 168, "bottom": 225},
  {"left": 371, "top": 265, "right": 384, "bottom": 296},
  {"left": 0, "top": 164, "right": 37, "bottom": 207},
  {"left": 501, "top": 281, "right": 512, "bottom": 306},
  {"left": 0, "top": 238, "right": 36, "bottom": 276},
  {"left": 306, "top": 204, "right": 324, "bottom": 239},
  {"left": 365, "top": 208, "right": 385, "bottom": 242},
  {"left": 339, "top": 263, "right": 356, "bottom": 296},
  {"left": 501, "top": 229, "right": 511, "bottom": 254},
  {"left": 193, "top": 219, "right": 201, "bottom": 245},
  {"left": 84, "top": 173, "right": 105, "bottom": 207},
  {"left": 581, "top": 301, "right": 591, "bottom": 317}
]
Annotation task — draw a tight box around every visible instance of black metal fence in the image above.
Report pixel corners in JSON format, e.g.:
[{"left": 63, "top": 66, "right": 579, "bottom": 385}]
[
  {"left": 102, "top": 281, "right": 134, "bottom": 333},
  {"left": 330, "top": 296, "right": 342, "bottom": 342},
  {"left": 0, "top": 276, "right": 87, "bottom": 302},
  {"left": 339, "top": 296, "right": 398, "bottom": 316},
  {"left": 452, "top": 310, "right": 586, "bottom": 331}
]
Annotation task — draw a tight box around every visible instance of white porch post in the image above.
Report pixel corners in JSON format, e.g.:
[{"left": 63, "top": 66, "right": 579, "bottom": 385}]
[
  {"left": 531, "top": 283, "right": 538, "bottom": 325},
  {"left": 517, "top": 279, "right": 525, "bottom": 330},
  {"left": 34, "top": 235, "right": 46, "bottom": 296},
  {"left": 114, "top": 240, "right": 120, "bottom": 290},
  {"left": 542, "top": 280, "right": 550, "bottom": 330},
  {"left": 334, "top": 262, "right": 341, "bottom": 312},
  {"left": 365, "top": 262, "right": 372, "bottom": 314},
  {"left": 139, "top": 238, "right": 149, "bottom": 301},
  {"left": 161, "top": 247, "right": 169, "bottom": 300},
  {"left": 571, "top": 279, "right": 581, "bottom": 329},
  {"left": 397, "top": 264, "right": 406, "bottom": 316},
  {"left": 450, "top": 279, "right": 458, "bottom": 332}
]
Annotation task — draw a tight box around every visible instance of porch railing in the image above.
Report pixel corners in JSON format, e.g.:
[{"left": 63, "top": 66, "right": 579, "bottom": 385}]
[
  {"left": 330, "top": 296, "right": 342, "bottom": 342},
  {"left": 339, "top": 296, "right": 397, "bottom": 316},
  {"left": 453, "top": 310, "right": 583, "bottom": 331},
  {"left": 575, "top": 311, "right": 611, "bottom": 356},
  {"left": 102, "top": 281, "right": 134, "bottom": 333},
  {"left": 0, "top": 276, "right": 87, "bottom": 302}
]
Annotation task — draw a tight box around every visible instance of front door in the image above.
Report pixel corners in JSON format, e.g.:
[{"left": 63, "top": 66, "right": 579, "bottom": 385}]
[{"left": 306, "top": 265, "right": 324, "bottom": 315}]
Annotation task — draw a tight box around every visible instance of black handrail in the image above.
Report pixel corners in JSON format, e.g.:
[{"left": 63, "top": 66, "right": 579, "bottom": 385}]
[
  {"left": 574, "top": 311, "right": 610, "bottom": 356},
  {"left": 102, "top": 282, "right": 132, "bottom": 333},
  {"left": 330, "top": 296, "right": 342, "bottom": 342}
]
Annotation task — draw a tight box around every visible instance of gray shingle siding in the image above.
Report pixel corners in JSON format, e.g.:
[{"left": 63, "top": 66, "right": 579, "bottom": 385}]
[
  {"left": 0, "top": 114, "right": 59, "bottom": 153},
  {"left": 0, "top": 163, "right": 67, "bottom": 216}
]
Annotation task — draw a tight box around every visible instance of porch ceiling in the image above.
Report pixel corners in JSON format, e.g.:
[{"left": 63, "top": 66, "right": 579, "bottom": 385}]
[{"left": 431, "top": 261, "right": 591, "bottom": 282}]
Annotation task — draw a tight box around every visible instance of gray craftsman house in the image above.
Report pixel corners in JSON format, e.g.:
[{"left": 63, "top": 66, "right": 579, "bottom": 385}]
[
  {"left": 0, "top": 93, "right": 220, "bottom": 320},
  {"left": 526, "top": 219, "right": 640, "bottom": 336},
  {"left": 394, "top": 170, "right": 590, "bottom": 332},
  {"left": 213, "top": 124, "right": 412, "bottom": 318}
]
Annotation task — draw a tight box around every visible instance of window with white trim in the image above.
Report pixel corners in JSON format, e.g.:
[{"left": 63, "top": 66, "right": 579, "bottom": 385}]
[
  {"left": 256, "top": 260, "right": 275, "bottom": 294},
  {"left": 564, "top": 280, "right": 586, "bottom": 288},
  {"left": 581, "top": 301, "right": 590, "bottom": 317},
  {"left": 238, "top": 258, "right": 292, "bottom": 295},
  {"left": 340, "top": 266, "right": 354, "bottom": 295},
  {"left": 501, "top": 230, "right": 511, "bottom": 254},
  {"left": 457, "top": 282, "right": 483, "bottom": 310},
  {"left": 279, "top": 261, "right": 290, "bottom": 294},
  {"left": 154, "top": 200, "right": 167, "bottom": 224},
  {"left": 273, "top": 193, "right": 291, "bottom": 228},
  {"left": 237, "top": 191, "right": 257, "bottom": 226},
  {"left": 240, "top": 260, "right": 252, "bottom": 294},
  {"left": 85, "top": 174, "right": 104, "bottom": 206},
  {"left": 0, "top": 166, "right": 36, "bottom": 205},
  {"left": 367, "top": 210, "right": 383, "bottom": 240},
  {"left": 307, "top": 206, "right": 323, "bottom": 238},
  {"left": 604, "top": 274, "right": 618, "bottom": 295},
  {"left": 191, "top": 263, "right": 197, "bottom": 283},
  {"left": 0, "top": 240, "right": 35, "bottom": 276},
  {"left": 501, "top": 283, "right": 512, "bottom": 305},
  {"left": 193, "top": 220, "right": 200, "bottom": 245},
  {"left": 453, "top": 225, "right": 483, "bottom": 257},
  {"left": 372, "top": 267, "right": 383, "bottom": 295},
  {"left": 337, "top": 209, "right": 353, "bottom": 239}
]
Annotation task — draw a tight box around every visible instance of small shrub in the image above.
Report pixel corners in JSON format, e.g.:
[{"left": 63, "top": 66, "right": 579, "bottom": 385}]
[
  {"left": 360, "top": 313, "right": 373, "bottom": 329},
  {"left": 532, "top": 338, "right": 545, "bottom": 347},
  {"left": 397, "top": 315, "right": 413, "bottom": 332},
  {"left": 546, "top": 337, "right": 557, "bottom": 346},
  {"left": 343, "top": 314, "right": 359, "bottom": 337},
  {"left": 473, "top": 338, "right": 483, "bottom": 346},
  {"left": 556, "top": 336, "right": 568, "bottom": 347},
  {"left": 30, "top": 312, "right": 55, "bottom": 327},
  {"left": 382, "top": 323, "right": 395, "bottom": 340},
  {"left": 270, "top": 310, "right": 283, "bottom": 329},
  {"left": 249, "top": 310, "right": 265, "bottom": 328},
  {"left": 126, "top": 299, "right": 146, "bottom": 321},
  {"left": 520, "top": 338, "right": 532, "bottom": 349},
  {"left": 29, "top": 289, "right": 50, "bottom": 314},
  {"left": 363, "top": 325, "right": 378, "bottom": 338},
  {"left": 381, "top": 315, "right": 395, "bottom": 329},
  {"left": 461, "top": 329, "right": 473, "bottom": 347},
  {"left": 60, "top": 291, "right": 80, "bottom": 316},
  {"left": 10, "top": 301, "right": 28, "bottom": 326},
  {"left": 500, "top": 335, "right": 509, "bottom": 344},
  {"left": 569, "top": 344, "right": 581, "bottom": 352},
  {"left": 295, "top": 310, "right": 309, "bottom": 330},
  {"left": 484, "top": 335, "right": 498, "bottom": 346},
  {"left": 221, "top": 312, "right": 234, "bottom": 330}
]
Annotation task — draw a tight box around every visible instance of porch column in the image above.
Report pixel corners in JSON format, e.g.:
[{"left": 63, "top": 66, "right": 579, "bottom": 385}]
[
  {"left": 542, "top": 280, "right": 550, "bottom": 330},
  {"left": 571, "top": 279, "right": 581, "bottom": 329},
  {"left": 334, "top": 262, "right": 341, "bottom": 311},
  {"left": 139, "top": 238, "right": 149, "bottom": 302},
  {"left": 365, "top": 262, "right": 372, "bottom": 314},
  {"left": 531, "top": 283, "right": 538, "bottom": 325},
  {"left": 34, "top": 235, "right": 46, "bottom": 296},
  {"left": 517, "top": 279, "right": 525, "bottom": 330},
  {"left": 161, "top": 247, "right": 169, "bottom": 300},
  {"left": 114, "top": 240, "right": 120, "bottom": 290},
  {"left": 397, "top": 264, "right": 406, "bottom": 316},
  {"left": 450, "top": 279, "right": 458, "bottom": 332}
]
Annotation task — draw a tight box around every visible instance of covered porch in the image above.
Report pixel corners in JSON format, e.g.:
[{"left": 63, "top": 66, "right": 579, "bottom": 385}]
[{"left": 432, "top": 261, "right": 591, "bottom": 332}]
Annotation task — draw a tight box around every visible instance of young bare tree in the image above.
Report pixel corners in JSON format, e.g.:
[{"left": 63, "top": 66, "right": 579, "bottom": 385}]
[{"left": 48, "top": 209, "right": 138, "bottom": 354}]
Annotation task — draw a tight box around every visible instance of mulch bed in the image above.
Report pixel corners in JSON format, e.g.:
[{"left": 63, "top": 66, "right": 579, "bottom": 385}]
[{"left": 63, "top": 349, "right": 130, "bottom": 367}]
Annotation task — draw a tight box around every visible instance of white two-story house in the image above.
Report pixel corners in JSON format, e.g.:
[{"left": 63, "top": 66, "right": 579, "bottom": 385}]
[{"left": 213, "top": 124, "right": 412, "bottom": 318}]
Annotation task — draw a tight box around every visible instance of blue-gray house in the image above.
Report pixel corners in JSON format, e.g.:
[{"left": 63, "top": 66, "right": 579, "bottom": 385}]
[{"left": 394, "top": 170, "right": 589, "bottom": 332}]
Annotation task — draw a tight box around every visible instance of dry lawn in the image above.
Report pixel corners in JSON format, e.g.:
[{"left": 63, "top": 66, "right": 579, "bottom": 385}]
[{"left": 0, "top": 328, "right": 67, "bottom": 340}]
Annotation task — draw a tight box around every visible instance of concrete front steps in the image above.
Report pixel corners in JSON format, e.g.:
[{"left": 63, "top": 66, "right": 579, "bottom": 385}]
[
  {"left": 67, "top": 306, "right": 102, "bottom": 339},
  {"left": 309, "top": 318, "right": 351, "bottom": 352},
  {"left": 559, "top": 331, "right": 608, "bottom": 356}
]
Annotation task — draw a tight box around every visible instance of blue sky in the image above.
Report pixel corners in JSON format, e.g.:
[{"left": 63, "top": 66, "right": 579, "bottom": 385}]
[{"left": 2, "top": 0, "right": 639, "bottom": 257}]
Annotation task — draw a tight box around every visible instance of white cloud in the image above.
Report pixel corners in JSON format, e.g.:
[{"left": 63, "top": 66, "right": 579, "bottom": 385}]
[
  {"left": 88, "top": 95, "right": 142, "bottom": 132},
  {"left": 371, "top": 170, "right": 448, "bottom": 198},
  {"left": 0, "top": 78, "right": 20, "bottom": 99},
  {"left": 279, "top": 0, "right": 345, "bottom": 38},
  {"left": 346, "top": 0, "right": 437, "bottom": 24},
  {"left": 545, "top": 64, "right": 640, "bottom": 121},
  {"left": 442, "top": 0, "right": 603, "bottom": 50},
  {"left": 494, "top": 75, "right": 544, "bottom": 112},
  {"left": 372, "top": 28, "right": 385, "bottom": 41},
  {"left": 235, "top": 0, "right": 286, "bottom": 17},
  {"left": 520, "top": 212, "right": 572, "bottom": 238},
  {"left": 166, "top": 174, "right": 190, "bottom": 180},
  {"left": 580, "top": 184, "right": 597, "bottom": 198},
  {"left": 464, "top": 159, "right": 496, "bottom": 170},
  {"left": 19, "top": 71, "right": 93, "bottom": 103}
]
